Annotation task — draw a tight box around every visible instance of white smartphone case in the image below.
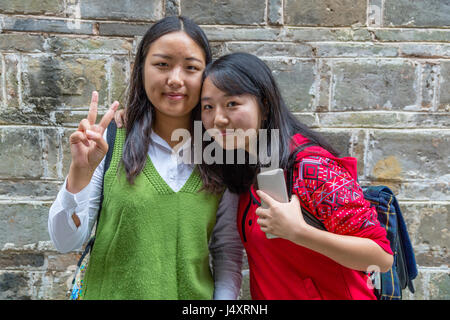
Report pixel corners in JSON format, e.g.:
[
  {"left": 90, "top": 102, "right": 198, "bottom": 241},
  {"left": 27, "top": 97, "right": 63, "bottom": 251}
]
[{"left": 256, "top": 168, "right": 289, "bottom": 239}]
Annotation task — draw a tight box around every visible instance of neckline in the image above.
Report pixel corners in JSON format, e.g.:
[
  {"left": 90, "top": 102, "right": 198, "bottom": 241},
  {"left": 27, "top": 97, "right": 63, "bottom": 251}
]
[{"left": 142, "top": 154, "right": 201, "bottom": 194}]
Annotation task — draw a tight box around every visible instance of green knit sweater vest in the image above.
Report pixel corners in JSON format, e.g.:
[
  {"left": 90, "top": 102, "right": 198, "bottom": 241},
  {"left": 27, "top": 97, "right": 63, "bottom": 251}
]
[{"left": 82, "top": 128, "right": 221, "bottom": 299}]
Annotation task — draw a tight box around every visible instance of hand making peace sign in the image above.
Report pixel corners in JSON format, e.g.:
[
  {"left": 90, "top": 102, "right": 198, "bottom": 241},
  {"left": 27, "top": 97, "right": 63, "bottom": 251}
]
[{"left": 67, "top": 91, "right": 119, "bottom": 193}]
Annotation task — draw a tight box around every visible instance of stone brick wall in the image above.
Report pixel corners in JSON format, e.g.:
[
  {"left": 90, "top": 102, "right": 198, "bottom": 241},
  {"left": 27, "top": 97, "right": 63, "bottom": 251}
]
[{"left": 0, "top": 0, "right": 448, "bottom": 300}]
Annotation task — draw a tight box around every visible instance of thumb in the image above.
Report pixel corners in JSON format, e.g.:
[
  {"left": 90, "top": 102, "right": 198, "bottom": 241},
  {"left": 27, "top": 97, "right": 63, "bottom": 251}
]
[{"left": 291, "top": 194, "right": 301, "bottom": 206}]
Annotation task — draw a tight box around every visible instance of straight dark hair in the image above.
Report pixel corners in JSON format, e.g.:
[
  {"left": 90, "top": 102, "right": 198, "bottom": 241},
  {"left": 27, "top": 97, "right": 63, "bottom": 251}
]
[
  {"left": 123, "top": 16, "right": 212, "bottom": 184},
  {"left": 197, "top": 52, "right": 339, "bottom": 194}
]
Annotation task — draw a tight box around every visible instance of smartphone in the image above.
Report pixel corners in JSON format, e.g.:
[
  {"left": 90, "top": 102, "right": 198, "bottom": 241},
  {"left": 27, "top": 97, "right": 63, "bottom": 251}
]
[{"left": 256, "top": 168, "right": 289, "bottom": 239}]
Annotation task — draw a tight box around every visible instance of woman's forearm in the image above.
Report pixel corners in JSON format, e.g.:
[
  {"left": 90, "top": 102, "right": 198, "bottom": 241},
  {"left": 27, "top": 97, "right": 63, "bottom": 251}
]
[{"left": 292, "top": 226, "right": 393, "bottom": 273}]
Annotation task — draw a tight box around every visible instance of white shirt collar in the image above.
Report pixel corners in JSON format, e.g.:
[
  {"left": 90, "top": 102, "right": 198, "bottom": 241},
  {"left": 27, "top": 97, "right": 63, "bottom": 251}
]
[{"left": 149, "top": 129, "right": 193, "bottom": 161}]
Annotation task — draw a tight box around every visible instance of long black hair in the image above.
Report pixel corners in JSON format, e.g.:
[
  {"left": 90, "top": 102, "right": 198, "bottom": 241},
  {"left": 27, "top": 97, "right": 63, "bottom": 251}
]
[
  {"left": 197, "top": 52, "right": 339, "bottom": 194},
  {"left": 123, "top": 16, "right": 212, "bottom": 184}
]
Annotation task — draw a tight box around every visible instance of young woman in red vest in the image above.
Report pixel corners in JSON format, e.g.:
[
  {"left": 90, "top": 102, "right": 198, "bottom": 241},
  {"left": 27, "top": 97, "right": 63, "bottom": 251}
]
[{"left": 198, "top": 52, "right": 394, "bottom": 300}]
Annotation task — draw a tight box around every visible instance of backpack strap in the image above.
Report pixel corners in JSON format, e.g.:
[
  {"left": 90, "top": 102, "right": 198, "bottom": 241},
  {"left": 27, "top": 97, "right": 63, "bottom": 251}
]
[
  {"left": 287, "top": 142, "right": 327, "bottom": 231},
  {"left": 96, "top": 120, "right": 117, "bottom": 226},
  {"left": 89, "top": 120, "right": 117, "bottom": 252}
]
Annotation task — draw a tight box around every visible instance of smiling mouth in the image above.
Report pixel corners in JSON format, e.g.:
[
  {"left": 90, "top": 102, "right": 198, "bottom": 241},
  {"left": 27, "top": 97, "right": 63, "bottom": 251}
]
[
  {"left": 165, "top": 93, "right": 186, "bottom": 100},
  {"left": 215, "top": 129, "right": 235, "bottom": 136}
]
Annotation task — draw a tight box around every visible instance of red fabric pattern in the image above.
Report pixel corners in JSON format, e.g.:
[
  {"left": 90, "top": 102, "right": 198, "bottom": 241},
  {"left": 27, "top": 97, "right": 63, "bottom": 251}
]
[{"left": 293, "top": 154, "right": 392, "bottom": 254}]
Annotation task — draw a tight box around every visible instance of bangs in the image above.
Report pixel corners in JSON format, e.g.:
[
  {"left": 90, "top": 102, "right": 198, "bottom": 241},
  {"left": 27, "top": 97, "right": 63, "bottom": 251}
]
[{"left": 206, "top": 67, "right": 260, "bottom": 98}]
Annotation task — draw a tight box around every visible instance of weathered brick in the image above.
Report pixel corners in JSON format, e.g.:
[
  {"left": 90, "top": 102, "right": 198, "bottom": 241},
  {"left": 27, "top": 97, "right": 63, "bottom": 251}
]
[
  {"left": 0, "top": 271, "right": 32, "bottom": 299},
  {"left": 315, "top": 43, "right": 399, "bottom": 58},
  {"left": 0, "top": 34, "right": 45, "bottom": 52},
  {"left": 1, "top": 16, "right": 93, "bottom": 35},
  {"left": 46, "top": 36, "right": 133, "bottom": 55},
  {"left": 314, "top": 129, "right": 367, "bottom": 178},
  {"left": 331, "top": 60, "right": 418, "bottom": 111},
  {"left": 268, "top": 0, "right": 283, "bottom": 25},
  {"left": 439, "top": 61, "right": 450, "bottom": 111},
  {"left": 315, "top": 128, "right": 353, "bottom": 158},
  {"left": 365, "top": 131, "right": 449, "bottom": 181},
  {"left": 165, "top": 0, "right": 180, "bottom": 16},
  {"left": 0, "top": 127, "right": 43, "bottom": 178},
  {"left": 79, "top": 0, "right": 163, "bottom": 21},
  {"left": 21, "top": 55, "right": 109, "bottom": 116},
  {"left": 402, "top": 269, "right": 450, "bottom": 300},
  {"left": 52, "top": 108, "right": 91, "bottom": 128},
  {"left": 181, "top": 0, "right": 265, "bottom": 25},
  {"left": 0, "top": 180, "right": 62, "bottom": 200},
  {"left": 224, "top": 42, "right": 313, "bottom": 57},
  {"left": 394, "top": 180, "right": 450, "bottom": 202},
  {"left": 319, "top": 112, "right": 398, "bottom": 128},
  {"left": 0, "top": 203, "right": 52, "bottom": 248},
  {"left": 400, "top": 44, "right": 450, "bottom": 59},
  {"left": 428, "top": 272, "right": 450, "bottom": 300},
  {"left": 384, "top": 0, "right": 450, "bottom": 27},
  {"left": 0, "top": 127, "right": 67, "bottom": 179},
  {"left": 349, "top": 130, "right": 366, "bottom": 177},
  {"left": 420, "top": 62, "right": 439, "bottom": 111},
  {"left": 314, "top": 59, "right": 331, "bottom": 111},
  {"left": 0, "top": 0, "right": 64, "bottom": 15},
  {"left": 373, "top": 29, "right": 450, "bottom": 43},
  {"left": 0, "top": 252, "right": 45, "bottom": 269},
  {"left": 47, "top": 253, "right": 80, "bottom": 272},
  {"left": 367, "top": 0, "right": 383, "bottom": 27},
  {"left": 110, "top": 56, "right": 130, "bottom": 106},
  {"left": 263, "top": 58, "right": 315, "bottom": 112},
  {"left": 293, "top": 113, "right": 317, "bottom": 128},
  {"left": 404, "top": 203, "right": 449, "bottom": 267},
  {"left": 202, "top": 26, "right": 281, "bottom": 42},
  {"left": 318, "top": 112, "right": 450, "bottom": 129},
  {"left": 284, "top": 0, "right": 366, "bottom": 27},
  {"left": 285, "top": 27, "right": 372, "bottom": 42},
  {"left": 0, "top": 60, "right": 3, "bottom": 108},
  {"left": 44, "top": 127, "right": 68, "bottom": 180},
  {"left": 210, "top": 42, "right": 226, "bottom": 59},
  {"left": 98, "top": 22, "right": 151, "bottom": 37},
  {"left": 3, "top": 54, "right": 20, "bottom": 110},
  {"left": 40, "top": 269, "right": 74, "bottom": 299}
]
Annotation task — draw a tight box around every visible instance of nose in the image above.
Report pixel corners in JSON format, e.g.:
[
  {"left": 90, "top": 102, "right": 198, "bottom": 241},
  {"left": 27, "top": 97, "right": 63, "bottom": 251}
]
[
  {"left": 214, "top": 107, "right": 229, "bottom": 127},
  {"left": 167, "top": 66, "right": 183, "bottom": 88}
]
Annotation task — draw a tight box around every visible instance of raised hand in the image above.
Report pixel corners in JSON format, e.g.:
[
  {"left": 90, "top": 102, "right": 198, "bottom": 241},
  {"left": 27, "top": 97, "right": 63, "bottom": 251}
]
[{"left": 67, "top": 91, "right": 119, "bottom": 193}]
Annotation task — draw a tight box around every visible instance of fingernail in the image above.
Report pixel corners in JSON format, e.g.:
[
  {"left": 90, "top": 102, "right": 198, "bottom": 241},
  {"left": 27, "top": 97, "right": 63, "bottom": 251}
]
[{"left": 86, "top": 130, "right": 94, "bottom": 137}]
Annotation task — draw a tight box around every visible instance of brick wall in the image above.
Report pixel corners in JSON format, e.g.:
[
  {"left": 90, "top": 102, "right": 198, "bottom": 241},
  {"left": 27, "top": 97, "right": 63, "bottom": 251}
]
[{"left": 0, "top": 0, "right": 448, "bottom": 300}]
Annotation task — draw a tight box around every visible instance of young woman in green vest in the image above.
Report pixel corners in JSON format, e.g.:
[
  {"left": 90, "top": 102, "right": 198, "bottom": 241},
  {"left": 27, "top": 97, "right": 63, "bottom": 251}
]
[{"left": 48, "top": 16, "right": 243, "bottom": 300}]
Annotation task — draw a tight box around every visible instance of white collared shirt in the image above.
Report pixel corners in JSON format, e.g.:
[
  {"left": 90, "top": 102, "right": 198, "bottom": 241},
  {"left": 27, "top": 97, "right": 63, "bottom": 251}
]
[{"left": 48, "top": 129, "right": 243, "bottom": 299}]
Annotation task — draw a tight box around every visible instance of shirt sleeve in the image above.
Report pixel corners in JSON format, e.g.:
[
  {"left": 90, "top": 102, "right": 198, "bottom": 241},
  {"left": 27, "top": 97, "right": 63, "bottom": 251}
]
[
  {"left": 47, "top": 130, "right": 107, "bottom": 253},
  {"left": 293, "top": 156, "right": 393, "bottom": 255},
  {"left": 209, "top": 189, "right": 244, "bottom": 300}
]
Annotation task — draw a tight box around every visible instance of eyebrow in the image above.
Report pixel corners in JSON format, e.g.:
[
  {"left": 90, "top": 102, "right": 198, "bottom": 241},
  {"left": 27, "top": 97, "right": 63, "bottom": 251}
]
[
  {"left": 152, "top": 54, "right": 203, "bottom": 64},
  {"left": 201, "top": 94, "right": 233, "bottom": 101}
]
